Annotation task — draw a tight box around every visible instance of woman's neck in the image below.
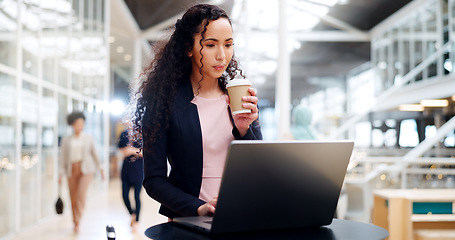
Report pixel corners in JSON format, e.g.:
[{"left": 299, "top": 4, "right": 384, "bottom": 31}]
[{"left": 190, "top": 75, "right": 224, "bottom": 98}]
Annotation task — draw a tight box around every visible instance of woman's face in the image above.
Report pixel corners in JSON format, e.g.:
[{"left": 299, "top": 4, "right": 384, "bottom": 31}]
[
  {"left": 189, "top": 18, "right": 234, "bottom": 81},
  {"left": 72, "top": 118, "right": 85, "bottom": 135}
]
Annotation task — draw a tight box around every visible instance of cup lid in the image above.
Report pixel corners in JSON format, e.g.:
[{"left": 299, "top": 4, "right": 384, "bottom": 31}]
[{"left": 226, "top": 78, "right": 251, "bottom": 87}]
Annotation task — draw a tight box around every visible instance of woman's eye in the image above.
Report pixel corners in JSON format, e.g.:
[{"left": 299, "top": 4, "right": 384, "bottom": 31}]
[
  {"left": 206, "top": 44, "right": 215, "bottom": 47},
  {"left": 225, "top": 43, "right": 232, "bottom": 47}
]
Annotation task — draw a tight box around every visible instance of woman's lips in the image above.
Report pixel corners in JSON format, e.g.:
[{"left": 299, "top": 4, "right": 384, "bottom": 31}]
[{"left": 214, "top": 65, "right": 225, "bottom": 70}]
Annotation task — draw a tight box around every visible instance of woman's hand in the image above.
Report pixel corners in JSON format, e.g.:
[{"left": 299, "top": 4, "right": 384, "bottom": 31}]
[
  {"left": 137, "top": 148, "right": 143, "bottom": 158},
  {"left": 197, "top": 196, "right": 218, "bottom": 216},
  {"left": 120, "top": 146, "right": 141, "bottom": 158},
  {"left": 226, "top": 87, "right": 259, "bottom": 137}
]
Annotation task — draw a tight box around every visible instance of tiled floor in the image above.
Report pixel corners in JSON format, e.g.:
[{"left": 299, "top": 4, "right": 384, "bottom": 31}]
[{"left": 13, "top": 178, "right": 167, "bottom": 240}]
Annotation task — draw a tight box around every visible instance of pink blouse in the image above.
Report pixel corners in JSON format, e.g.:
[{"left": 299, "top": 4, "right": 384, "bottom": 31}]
[{"left": 191, "top": 94, "right": 234, "bottom": 202}]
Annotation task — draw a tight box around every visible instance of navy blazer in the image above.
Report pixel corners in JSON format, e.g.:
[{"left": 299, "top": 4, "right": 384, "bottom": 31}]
[{"left": 142, "top": 78, "right": 262, "bottom": 218}]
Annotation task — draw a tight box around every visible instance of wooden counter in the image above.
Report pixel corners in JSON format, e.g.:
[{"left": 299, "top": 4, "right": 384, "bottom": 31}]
[{"left": 373, "top": 189, "right": 455, "bottom": 240}]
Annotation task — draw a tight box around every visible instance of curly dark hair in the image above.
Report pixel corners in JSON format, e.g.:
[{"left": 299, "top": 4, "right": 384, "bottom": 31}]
[
  {"left": 67, "top": 111, "right": 85, "bottom": 125},
  {"left": 130, "top": 4, "right": 244, "bottom": 145}
]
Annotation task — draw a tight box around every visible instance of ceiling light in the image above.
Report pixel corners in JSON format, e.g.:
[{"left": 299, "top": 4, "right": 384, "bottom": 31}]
[
  {"left": 420, "top": 99, "right": 449, "bottom": 107},
  {"left": 444, "top": 59, "right": 452, "bottom": 72},
  {"left": 452, "top": 95, "right": 455, "bottom": 101},
  {"left": 124, "top": 54, "right": 132, "bottom": 61},
  {"left": 109, "top": 36, "right": 116, "bottom": 43},
  {"left": 398, "top": 104, "right": 424, "bottom": 112},
  {"left": 116, "top": 46, "right": 124, "bottom": 53},
  {"left": 377, "top": 62, "right": 387, "bottom": 69},
  {"left": 110, "top": 100, "right": 125, "bottom": 116}
]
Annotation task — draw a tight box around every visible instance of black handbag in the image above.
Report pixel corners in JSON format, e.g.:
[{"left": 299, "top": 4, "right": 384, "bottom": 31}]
[
  {"left": 55, "top": 197, "right": 64, "bottom": 214},
  {"left": 55, "top": 183, "right": 63, "bottom": 214}
]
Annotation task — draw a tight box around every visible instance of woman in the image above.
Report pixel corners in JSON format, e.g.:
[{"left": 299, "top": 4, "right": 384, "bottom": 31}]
[
  {"left": 131, "top": 4, "right": 262, "bottom": 219},
  {"left": 118, "top": 124, "right": 143, "bottom": 230},
  {"left": 59, "top": 111, "right": 105, "bottom": 233}
]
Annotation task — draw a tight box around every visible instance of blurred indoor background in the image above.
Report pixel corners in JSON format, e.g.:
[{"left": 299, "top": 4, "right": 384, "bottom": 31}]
[{"left": 1, "top": 0, "right": 455, "bottom": 239}]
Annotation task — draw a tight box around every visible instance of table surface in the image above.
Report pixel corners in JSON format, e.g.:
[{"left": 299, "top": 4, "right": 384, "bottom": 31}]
[
  {"left": 144, "top": 218, "right": 389, "bottom": 240},
  {"left": 374, "top": 189, "right": 455, "bottom": 201}
]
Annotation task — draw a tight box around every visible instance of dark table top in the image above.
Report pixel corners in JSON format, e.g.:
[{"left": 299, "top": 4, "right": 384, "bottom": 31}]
[{"left": 144, "top": 218, "right": 389, "bottom": 240}]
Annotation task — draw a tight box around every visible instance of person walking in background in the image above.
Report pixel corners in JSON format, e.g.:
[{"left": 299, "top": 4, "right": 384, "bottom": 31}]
[
  {"left": 290, "top": 105, "right": 318, "bottom": 140},
  {"left": 130, "top": 4, "right": 262, "bottom": 220},
  {"left": 59, "top": 111, "right": 105, "bottom": 233},
  {"left": 118, "top": 122, "right": 143, "bottom": 231}
]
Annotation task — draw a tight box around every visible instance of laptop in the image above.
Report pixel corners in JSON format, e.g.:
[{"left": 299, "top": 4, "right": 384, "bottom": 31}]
[{"left": 173, "top": 140, "right": 354, "bottom": 234}]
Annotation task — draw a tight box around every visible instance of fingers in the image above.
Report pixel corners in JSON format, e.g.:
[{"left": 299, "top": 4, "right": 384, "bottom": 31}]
[
  {"left": 248, "top": 87, "right": 256, "bottom": 96},
  {"left": 243, "top": 88, "right": 258, "bottom": 104},
  {"left": 207, "top": 197, "right": 218, "bottom": 214},
  {"left": 242, "top": 95, "right": 258, "bottom": 104},
  {"left": 242, "top": 95, "right": 259, "bottom": 113},
  {"left": 207, "top": 203, "right": 216, "bottom": 214},
  {"left": 242, "top": 88, "right": 258, "bottom": 112},
  {"left": 198, "top": 202, "right": 216, "bottom": 216},
  {"left": 243, "top": 102, "right": 258, "bottom": 112}
]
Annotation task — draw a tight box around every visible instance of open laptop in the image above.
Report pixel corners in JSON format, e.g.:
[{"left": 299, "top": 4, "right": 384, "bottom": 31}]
[{"left": 173, "top": 140, "right": 354, "bottom": 234}]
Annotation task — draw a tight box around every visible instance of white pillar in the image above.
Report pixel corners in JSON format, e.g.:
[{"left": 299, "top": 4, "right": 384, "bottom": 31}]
[
  {"left": 131, "top": 38, "right": 143, "bottom": 93},
  {"left": 242, "top": 0, "right": 250, "bottom": 76},
  {"left": 276, "top": 0, "right": 291, "bottom": 139},
  {"left": 15, "top": 0, "right": 23, "bottom": 232},
  {"left": 103, "top": 0, "right": 111, "bottom": 187}
]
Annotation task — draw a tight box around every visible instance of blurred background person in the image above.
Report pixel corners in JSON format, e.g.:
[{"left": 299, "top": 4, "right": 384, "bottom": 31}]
[
  {"left": 290, "top": 105, "right": 318, "bottom": 140},
  {"left": 59, "top": 111, "right": 105, "bottom": 233},
  {"left": 118, "top": 121, "right": 143, "bottom": 231}
]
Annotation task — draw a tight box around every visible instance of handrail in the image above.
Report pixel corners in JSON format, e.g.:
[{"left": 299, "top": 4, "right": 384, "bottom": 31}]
[
  {"left": 346, "top": 156, "right": 455, "bottom": 186},
  {"left": 329, "top": 42, "right": 450, "bottom": 139},
  {"left": 399, "top": 115, "right": 455, "bottom": 187},
  {"left": 404, "top": 115, "right": 455, "bottom": 159}
]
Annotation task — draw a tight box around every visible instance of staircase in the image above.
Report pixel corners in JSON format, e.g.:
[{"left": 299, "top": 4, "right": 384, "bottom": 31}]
[{"left": 333, "top": 0, "right": 455, "bottom": 223}]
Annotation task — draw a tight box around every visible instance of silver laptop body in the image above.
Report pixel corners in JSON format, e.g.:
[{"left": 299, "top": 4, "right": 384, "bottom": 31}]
[{"left": 173, "top": 140, "right": 354, "bottom": 234}]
